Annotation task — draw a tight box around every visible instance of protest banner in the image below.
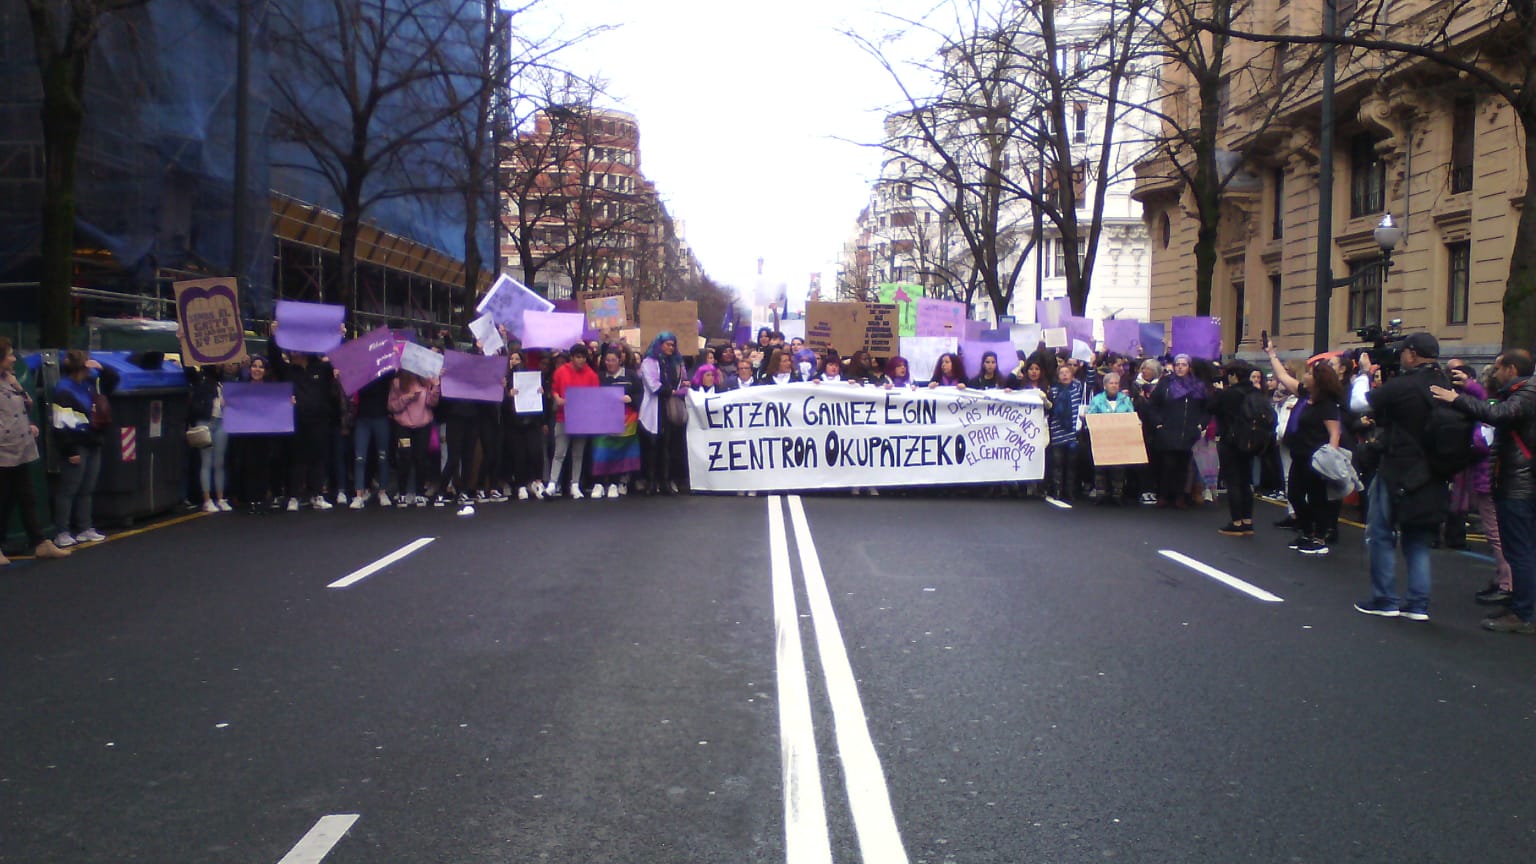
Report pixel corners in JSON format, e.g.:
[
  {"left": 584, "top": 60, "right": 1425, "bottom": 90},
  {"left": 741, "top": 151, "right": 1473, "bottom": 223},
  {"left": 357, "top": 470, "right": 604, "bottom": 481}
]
[
  {"left": 477, "top": 274, "right": 554, "bottom": 337},
  {"left": 173, "top": 278, "right": 246, "bottom": 366},
  {"left": 468, "top": 313, "right": 504, "bottom": 355},
  {"left": 877, "top": 282, "right": 925, "bottom": 336},
  {"left": 521, "top": 310, "right": 586, "bottom": 349},
  {"left": 862, "top": 303, "right": 898, "bottom": 357},
  {"left": 900, "top": 335, "right": 958, "bottom": 384},
  {"left": 564, "top": 386, "right": 626, "bottom": 435},
  {"left": 963, "top": 320, "right": 987, "bottom": 341},
  {"left": 1103, "top": 319, "right": 1141, "bottom": 356},
  {"left": 1139, "top": 322, "right": 1167, "bottom": 358},
  {"left": 1172, "top": 316, "right": 1222, "bottom": 360},
  {"left": 1037, "top": 297, "right": 1070, "bottom": 328},
  {"left": 1084, "top": 413, "right": 1148, "bottom": 466},
  {"left": 779, "top": 319, "right": 805, "bottom": 342},
  {"left": 618, "top": 327, "right": 642, "bottom": 349},
  {"left": 914, "top": 298, "right": 966, "bottom": 337},
  {"left": 400, "top": 342, "right": 445, "bottom": 379},
  {"left": 583, "top": 293, "right": 628, "bottom": 331},
  {"left": 328, "top": 326, "right": 400, "bottom": 395},
  {"left": 511, "top": 371, "right": 543, "bottom": 414},
  {"left": 223, "top": 382, "right": 295, "bottom": 435},
  {"left": 639, "top": 300, "right": 699, "bottom": 347},
  {"left": 685, "top": 383, "right": 1046, "bottom": 492},
  {"left": 804, "top": 302, "right": 862, "bottom": 354},
  {"left": 274, "top": 300, "right": 345, "bottom": 353},
  {"left": 1071, "top": 339, "right": 1094, "bottom": 363},
  {"left": 440, "top": 350, "right": 505, "bottom": 402}
]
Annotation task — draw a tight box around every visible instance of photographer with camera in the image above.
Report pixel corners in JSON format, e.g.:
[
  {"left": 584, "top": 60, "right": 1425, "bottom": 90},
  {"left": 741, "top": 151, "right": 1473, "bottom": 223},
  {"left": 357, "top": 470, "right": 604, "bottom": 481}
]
[{"left": 1348, "top": 332, "right": 1454, "bottom": 621}]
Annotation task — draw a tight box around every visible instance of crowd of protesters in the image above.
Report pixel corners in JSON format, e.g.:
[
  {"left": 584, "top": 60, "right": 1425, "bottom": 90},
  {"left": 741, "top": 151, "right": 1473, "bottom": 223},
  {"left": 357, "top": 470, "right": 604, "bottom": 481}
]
[{"left": 2, "top": 323, "right": 1533, "bottom": 638}]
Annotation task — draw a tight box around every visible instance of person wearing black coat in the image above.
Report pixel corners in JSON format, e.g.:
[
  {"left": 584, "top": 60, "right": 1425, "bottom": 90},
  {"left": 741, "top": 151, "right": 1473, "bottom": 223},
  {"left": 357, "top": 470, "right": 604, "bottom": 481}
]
[
  {"left": 1148, "top": 354, "right": 1211, "bottom": 508},
  {"left": 267, "top": 337, "right": 340, "bottom": 511}
]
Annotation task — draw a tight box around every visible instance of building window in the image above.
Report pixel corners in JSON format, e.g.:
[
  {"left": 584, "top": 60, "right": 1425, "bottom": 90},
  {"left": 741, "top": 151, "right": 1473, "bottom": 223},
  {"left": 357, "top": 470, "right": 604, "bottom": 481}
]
[
  {"left": 1450, "top": 98, "right": 1475, "bottom": 194},
  {"left": 1073, "top": 103, "right": 1088, "bottom": 143},
  {"left": 1160, "top": 212, "right": 1171, "bottom": 248},
  {"left": 1217, "top": 75, "right": 1232, "bottom": 126},
  {"left": 1447, "top": 240, "right": 1470, "bottom": 325},
  {"left": 1271, "top": 168, "right": 1284, "bottom": 240},
  {"left": 1346, "top": 259, "right": 1382, "bottom": 331},
  {"left": 1269, "top": 274, "right": 1282, "bottom": 336},
  {"left": 1350, "top": 133, "right": 1385, "bottom": 217},
  {"left": 1232, "top": 280, "right": 1247, "bottom": 347}
]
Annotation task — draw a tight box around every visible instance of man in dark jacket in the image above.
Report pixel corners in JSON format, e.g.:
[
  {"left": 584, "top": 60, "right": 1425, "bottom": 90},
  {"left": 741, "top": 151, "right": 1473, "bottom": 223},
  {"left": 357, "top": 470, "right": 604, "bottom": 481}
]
[
  {"left": 1349, "top": 332, "right": 1451, "bottom": 621},
  {"left": 1433, "top": 349, "right": 1536, "bottom": 633}
]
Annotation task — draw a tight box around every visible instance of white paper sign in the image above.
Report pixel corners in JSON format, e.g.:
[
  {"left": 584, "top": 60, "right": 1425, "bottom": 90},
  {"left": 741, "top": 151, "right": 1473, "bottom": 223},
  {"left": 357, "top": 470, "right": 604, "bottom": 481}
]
[
  {"left": 900, "top": 335, "right": 958, "bottom": 384},
  {"left": 399, "top": 342, "right": 445, "bottom": 379},
  {"left": 685, "top": 383, "right": 1047, "bottom": 492},
  {"left": 469, "top": 312, "right": 504, "bottom": 355},
  {"left": 512, "top": 370, "right": 543, "bottom": 414},
  {"left": 1043, "top": 327, "right": 1069, "bottom": 349},
  {"left": 1010, "top": 324, "right": 1043, "bottom": 356},
  {"left": 1071, "top": 339, "right": 1094, "bottom": 363},
  {"left": 779, "top": 319, "right": 806, "bottom": 342}
]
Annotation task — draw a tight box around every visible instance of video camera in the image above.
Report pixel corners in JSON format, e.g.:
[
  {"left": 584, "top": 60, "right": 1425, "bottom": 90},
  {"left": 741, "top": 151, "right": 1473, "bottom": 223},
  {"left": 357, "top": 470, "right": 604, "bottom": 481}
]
[{"left": 1355, "top": 318, "right": 1406, "bottom": 374}]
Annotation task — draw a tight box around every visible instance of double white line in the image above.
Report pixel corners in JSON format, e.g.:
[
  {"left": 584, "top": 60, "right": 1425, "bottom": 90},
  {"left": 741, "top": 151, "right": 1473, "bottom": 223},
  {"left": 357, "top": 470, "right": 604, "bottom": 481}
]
[{"left": 768, "top": 495, "right": 907, "bottom": 864}]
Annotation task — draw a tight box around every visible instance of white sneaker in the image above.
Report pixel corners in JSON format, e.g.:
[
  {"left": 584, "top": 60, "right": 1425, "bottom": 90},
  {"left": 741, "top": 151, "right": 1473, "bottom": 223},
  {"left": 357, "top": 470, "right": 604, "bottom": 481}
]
[
  {"left": 414, "top": 495, "right": 428, "bottom": 508},
  {"left": 456, "top": 504, "right": 476, "bottom": 517},
  {"left": 286, "top": 498, "right": 300, "bottom": 512},
  {"left": 311, "top": 496, "right": 334, "bottom": 511},
  {"left": 607, "top": 483, "right": 620, "bottom": 498},
  {"left": 592, "top": 485, "right": 605, "bottom": 499},
  {"left": 546, "top": 483, "right": 561, "bottom": 499},
  {"left": 54, "top": 532, "right": 77, "bottom": 548},
  {"left": 618, "top": 481, "right": 629, "bottom": 497},
  {"left": 202, "top": 500, "right": 219, "bottom": 513},
  {"left": 517, "top": 486, "right": 530, "bottom": 501},
  {"left": 349, "top": 496, "right": 367, "bottom": 510},
  {"left": 336, "top": 491, "right": 348, "bottom": 505},
  {"left": 570, "top": 486, "right": 584, "bottom": 500},
  {"left": 377, "top": 490, "right": 392, "bottom": 507},
  {"left": 668, "top": 481, "right": 680, "bottom": 494},
  {"left": 869, "top": 488, "right": 880, "bottom": 497},
  {"left": 1202, "top": 488, "right": 1215, "bottom": 503},
  {"left": 77, "top": 529, "right": 106, "bottom": 543},
  {"left": 216, "top": 500, "right": 232, "bottom": 512}
]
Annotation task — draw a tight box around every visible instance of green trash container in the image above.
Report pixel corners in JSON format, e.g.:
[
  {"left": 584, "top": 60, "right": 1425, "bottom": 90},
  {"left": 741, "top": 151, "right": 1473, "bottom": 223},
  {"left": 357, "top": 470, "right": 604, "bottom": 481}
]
[{"left": 89, "top": 351, "right": 190, "bottom": 528}]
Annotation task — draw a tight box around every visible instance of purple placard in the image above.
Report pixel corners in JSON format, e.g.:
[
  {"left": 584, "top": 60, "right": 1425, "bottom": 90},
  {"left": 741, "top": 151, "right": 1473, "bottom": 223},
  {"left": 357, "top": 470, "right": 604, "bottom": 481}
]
[
  {"left": 960, "top": 341, "right": 1013, "bottom": 378},
  {"left": 963, "top": 319, "right": 986, "bottom": 341},
  {"left": 477, "top": 274, "right": 554, "bottom": 338},
  {"left": 563, "top": 386, "right": 625, "bottom": 435},
  {"left": 914, "top": 298, "right": 966, "bottom": 337},
  {"left": 552, "top": 298, "right": 579, "bottom": 314},
  {"left": 1036, "top": 298, "right": 1070, "bottom": 328},
  {"left": 273, "top": 300, "right": 345, "bottom": 353},
  {"left": 1103, "top": 319, "right": 1141, "bottom": 355},
  {"left": 440, "top": 350, "right": 506, "bottom": 402},
  {"left": 520, "top": 310, "right": 586, "bottom": 350},
  {"left": 1171, "top": 316, "right": 1222, "bottom": 360},
  {"left": 979, "top": 328, "right": 1013, "bottom": 343},
  {"left": 733, "top": 324, "right": 752, "bottom": 346},
  {"left": 1139, "top": 322, "right": 1167, "bottom": 358},
  {"left": 1066, "top": 316, "right": 1095, "bottom": 350},
  {"left": 223, "top": 382, "right": 295, "bottom": 435},
  {"left": 329, "top": 326, "right": 401, "bottom": 395}
]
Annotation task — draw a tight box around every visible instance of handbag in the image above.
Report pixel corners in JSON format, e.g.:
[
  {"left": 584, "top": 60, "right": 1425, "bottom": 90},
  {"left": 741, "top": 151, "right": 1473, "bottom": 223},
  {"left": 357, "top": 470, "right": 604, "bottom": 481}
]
[
  {"left": 89, "top": 388, "right": 112, "bottom": 431},
  {"left": 186, "top": 424, "right": 213, "bottom": 449},
  {"left": 664, "top": 394, "right": 688, "bottom": 428}
]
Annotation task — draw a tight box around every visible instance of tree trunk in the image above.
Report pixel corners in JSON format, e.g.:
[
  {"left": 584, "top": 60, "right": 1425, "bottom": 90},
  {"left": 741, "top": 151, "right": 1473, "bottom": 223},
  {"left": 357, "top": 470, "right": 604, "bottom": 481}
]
[
  {"left": 38, "top": 54, "right": 84, "bottom": 349},
  {"left": 1505, "top": 110, "right": 1536, "bottom": 350}
]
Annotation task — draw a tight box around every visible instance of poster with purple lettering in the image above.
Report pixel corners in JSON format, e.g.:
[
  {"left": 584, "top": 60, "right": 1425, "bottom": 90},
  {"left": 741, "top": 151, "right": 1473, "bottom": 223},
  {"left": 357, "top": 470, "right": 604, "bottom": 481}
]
[
  {"left": 223, "top": 382, "right": 295, "bottom": 435},
  {"left": 1103, "top": 319, "right": 1141, "bottom": 355},
  {"left": 1171, "top": 316, "right": 1222, "bottom": 360},
  {"left": 476, "top": 274, "right": 554, "bottom": 338},
  {"left": 520, "top": 310, "right": 586, "bottom": 349},
  {"left": 274, "top": 301, "right": 344, "bottom": 353},
  {"left": 914, "top": 298, "right": 966, "bottom": 337},
  {"left": 1066, "top": 316, "right": 1095, "bottom": 350},
  {"left": 441, "top": 350, "right": 506, "bottom": 402},
  {"left": 328, "top": 326, "right": 400, "bottom": 395},
  {"left": 563, "top": 386, "right": 625, "bottom": 435}
]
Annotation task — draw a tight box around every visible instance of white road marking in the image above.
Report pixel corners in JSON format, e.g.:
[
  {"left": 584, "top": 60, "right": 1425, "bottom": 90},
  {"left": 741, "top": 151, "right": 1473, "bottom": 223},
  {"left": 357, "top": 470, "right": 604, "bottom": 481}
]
[
  {"left": 276, "top": 814, "right": 359, "bottom": 864},
  {"left": 1157, "top": 550, "right": 1285, "bottom": 603},
  {"left": 786, "top": 496, "right": 910, "bottom": 864},
  {"left": 1046, "top": 497, "right": 1073, "bottom": 510},
  {"left": 766, "top": 496, "right": 833, "bottom": 864},
  {"left": 327, "top": 538, "right": 435, "bottom": 589}
]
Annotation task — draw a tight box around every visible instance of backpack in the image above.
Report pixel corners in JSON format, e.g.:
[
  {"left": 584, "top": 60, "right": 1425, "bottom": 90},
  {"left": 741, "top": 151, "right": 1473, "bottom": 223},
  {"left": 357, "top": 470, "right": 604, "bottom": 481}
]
[
  {"left": 1419, "top": 377, "right": 1476, "bottom": 481},
  {"left": 1231, "top": 387, "right": 1278, "bottom": 455}
]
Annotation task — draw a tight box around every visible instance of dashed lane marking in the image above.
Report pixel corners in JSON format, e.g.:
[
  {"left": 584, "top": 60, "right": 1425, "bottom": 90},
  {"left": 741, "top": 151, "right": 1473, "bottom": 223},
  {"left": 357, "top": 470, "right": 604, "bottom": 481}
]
[
  {"left": 327, "top": 538, "right": 435, "bottom": 589},
  {"left": 1158, "top": 549, "right": 1285, "bottom": 603},
  {"left": 275, "top": 814, "right": 359, "bottom": 864}
]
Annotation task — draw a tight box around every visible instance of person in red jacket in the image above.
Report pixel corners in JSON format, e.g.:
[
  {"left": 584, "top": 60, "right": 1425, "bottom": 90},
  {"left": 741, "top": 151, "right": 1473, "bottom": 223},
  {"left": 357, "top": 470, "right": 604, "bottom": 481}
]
[{"left": 548, "top": 342, "right": 599, "bottom": 499}]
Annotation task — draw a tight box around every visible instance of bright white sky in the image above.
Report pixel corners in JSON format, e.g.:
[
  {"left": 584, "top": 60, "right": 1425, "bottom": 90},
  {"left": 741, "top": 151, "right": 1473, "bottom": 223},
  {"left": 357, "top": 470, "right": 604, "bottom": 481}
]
[{"left": 518, "top": 0, "right": 945, "bottom": 309}]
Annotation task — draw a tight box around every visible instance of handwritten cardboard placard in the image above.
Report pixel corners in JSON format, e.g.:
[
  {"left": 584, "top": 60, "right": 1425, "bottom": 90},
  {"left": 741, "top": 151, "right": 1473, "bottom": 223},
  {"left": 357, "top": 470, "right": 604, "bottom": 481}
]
[
  {"left": 877, "top": 282, "right": 925, "bottom": 336},
  {"left": 900, "top": 335, "right": 958, "bottom": 384},
  {"left": 862, "top": 303, "right": 898, "bottom": 357},
  {"left": 583, "top": 294, "right": 628, "bottom": 331},
  {"left": 1084, "top": 412, "right": 1148, "bottom": 466},
  {"left": 639, "top": 300, "right": 699, "bottom": 348},
  {"left": 804, "top": 302, "right": 862, "bottom": 354},
  {"left": 174, "top": 278, "right": 246, "bottom": 366}
]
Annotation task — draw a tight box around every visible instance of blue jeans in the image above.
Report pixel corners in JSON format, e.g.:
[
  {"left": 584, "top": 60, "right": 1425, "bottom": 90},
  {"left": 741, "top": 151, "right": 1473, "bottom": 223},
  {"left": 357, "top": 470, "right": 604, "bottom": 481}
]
[
  {"left": 1365, "top": 475, "right": 1434, "bottom": 613},
  {"left": 54, "top": 444, "right": 102, "bottom": 535},
  {"left": 1495, "top": 498, "right": 1536, "bottom": 622},
  {"left": 353, "top": 416, "right": 391, "bottom": 494}
]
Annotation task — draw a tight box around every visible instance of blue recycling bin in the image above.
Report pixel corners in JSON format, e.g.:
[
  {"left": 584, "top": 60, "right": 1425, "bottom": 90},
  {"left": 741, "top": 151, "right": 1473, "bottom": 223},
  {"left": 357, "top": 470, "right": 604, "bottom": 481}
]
[{"left": 85, "top": 352, "right": 190, "bottom": 527}]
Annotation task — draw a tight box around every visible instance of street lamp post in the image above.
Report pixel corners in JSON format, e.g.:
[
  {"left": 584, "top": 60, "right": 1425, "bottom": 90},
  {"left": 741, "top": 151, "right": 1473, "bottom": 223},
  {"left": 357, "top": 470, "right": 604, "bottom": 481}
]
[{"left": 1325, "top": 213, "right": 1402, "bottom": 331}]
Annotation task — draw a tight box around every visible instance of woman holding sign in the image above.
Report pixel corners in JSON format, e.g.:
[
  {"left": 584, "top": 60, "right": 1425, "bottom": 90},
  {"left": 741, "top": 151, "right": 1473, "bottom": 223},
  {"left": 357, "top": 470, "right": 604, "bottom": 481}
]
[{"left": 592, "top": 348, "right": 642, "bottom": 497}]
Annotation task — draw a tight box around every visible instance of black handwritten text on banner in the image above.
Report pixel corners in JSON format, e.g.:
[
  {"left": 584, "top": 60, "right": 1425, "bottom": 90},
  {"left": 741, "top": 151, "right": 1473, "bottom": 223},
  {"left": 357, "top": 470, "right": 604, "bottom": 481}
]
[{"left": 685, "top": 383, "right": 1047, "bottom": 491}]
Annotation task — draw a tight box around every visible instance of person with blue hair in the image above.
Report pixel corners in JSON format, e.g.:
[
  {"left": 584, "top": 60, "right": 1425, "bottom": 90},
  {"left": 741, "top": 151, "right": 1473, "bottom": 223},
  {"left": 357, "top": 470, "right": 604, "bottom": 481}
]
[{"left": 640, "top": 331, "right": 689, "bottom": 495}]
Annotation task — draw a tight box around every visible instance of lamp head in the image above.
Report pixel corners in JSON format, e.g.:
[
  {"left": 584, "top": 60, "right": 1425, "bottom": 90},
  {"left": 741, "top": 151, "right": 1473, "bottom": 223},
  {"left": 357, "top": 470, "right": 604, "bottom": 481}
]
[{"left": 1373, "top": 213, "right": 1403, "bottom": 253}]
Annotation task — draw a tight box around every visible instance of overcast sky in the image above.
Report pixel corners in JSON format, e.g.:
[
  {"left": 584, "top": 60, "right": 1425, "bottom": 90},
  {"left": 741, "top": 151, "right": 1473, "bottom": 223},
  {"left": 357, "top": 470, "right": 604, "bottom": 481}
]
[{"left": 518, "top": 0, "right": 943, "bottom": 307}]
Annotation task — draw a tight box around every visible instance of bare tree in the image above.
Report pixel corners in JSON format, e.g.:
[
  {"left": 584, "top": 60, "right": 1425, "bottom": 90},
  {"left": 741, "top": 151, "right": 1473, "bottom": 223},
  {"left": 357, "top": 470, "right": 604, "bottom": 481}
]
[{"left": 24, "top": 0, "right": 150, "bottom": 348}]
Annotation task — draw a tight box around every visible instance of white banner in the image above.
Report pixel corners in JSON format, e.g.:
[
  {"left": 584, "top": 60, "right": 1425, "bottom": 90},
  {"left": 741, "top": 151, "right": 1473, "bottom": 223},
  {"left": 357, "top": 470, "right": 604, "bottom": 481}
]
[{"left": 685, "top": 383, "right": 1046, "bottom": 492}]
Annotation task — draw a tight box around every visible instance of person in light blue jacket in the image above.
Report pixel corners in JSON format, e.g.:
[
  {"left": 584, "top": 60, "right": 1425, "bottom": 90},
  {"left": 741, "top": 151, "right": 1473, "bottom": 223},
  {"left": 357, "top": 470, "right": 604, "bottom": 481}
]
[{"left": 1086, "top": 372, "right": 1135, "bottom": 504}]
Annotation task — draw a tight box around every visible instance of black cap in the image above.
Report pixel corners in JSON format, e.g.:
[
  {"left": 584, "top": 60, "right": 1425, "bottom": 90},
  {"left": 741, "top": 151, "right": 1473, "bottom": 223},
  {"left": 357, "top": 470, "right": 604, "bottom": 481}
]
[{"left": 1403, "top": 332, "right": 1439, "bottom": 359}]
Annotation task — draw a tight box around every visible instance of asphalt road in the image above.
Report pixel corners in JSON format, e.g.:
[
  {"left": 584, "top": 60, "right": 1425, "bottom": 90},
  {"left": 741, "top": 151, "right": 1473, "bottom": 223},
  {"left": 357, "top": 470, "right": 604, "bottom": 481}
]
[{"left": 2, "top": 491, "right": 1532, "bottom": 863}]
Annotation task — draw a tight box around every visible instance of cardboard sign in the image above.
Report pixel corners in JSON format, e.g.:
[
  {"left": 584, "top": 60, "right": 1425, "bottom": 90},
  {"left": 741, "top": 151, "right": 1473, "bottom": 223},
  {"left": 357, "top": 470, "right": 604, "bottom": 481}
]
[
  {"left": 1084, "top": 412, "right": 1148, "bottom": 466},
  {"left": 174, "top": 278, "right": 246, "bottom": 366},
  {"left": 618, "top": 327, "right": 642, "bottom": 349},
  {"left": 639, "top": 300, "right": 699, "bottom": 348},
  {"left": 583, "top": 294, "right": 628, "bottom": 330},
  {"left": 862, "top": 303, "right": 898, "bottom": 357},
  {"left": 804, "top": 302, "right": 862, "bottom": 354}
]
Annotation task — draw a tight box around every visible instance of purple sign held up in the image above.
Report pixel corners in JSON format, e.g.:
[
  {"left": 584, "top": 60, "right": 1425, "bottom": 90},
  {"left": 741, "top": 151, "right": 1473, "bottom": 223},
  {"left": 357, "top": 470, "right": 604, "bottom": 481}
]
[
  {"left": 1103, "top": 319, "right": 1141, "bottom": 355},
  {"left": 477, "top": 274, "right": 554, "bottom": 338},
  {"left": 1139, "top": 322, "right": 1168, "bottom": 359},
  {"left": 914, "top": 298, "right": 966, "bottom": 337},
  {"left": 223, "top": 382, "right": 295, "bottom": 435},
  {"left": 520, "top": 311, "right": 586, "bottom": 349},
  {"left": 979, "top": 329, "right": 1013, "bottom": 343},
  {"left": 733, "top": 324, "right": 753, "bottom": 347},
  {"left": 329, "top": 326, "right": 401, "bottom": 395},
  {"left": 960, "top": 341, "right": 1014, "bottom": 378},
  {"left": 1037, "top": 298, "right": 1070, "bottom": 328},
  {"left": 440, "top": 350, "right": 506, "bottom": 402},
  {"left": 1066, "top": 316, "right": 1095, "bottom": 350},
  {"left": 564, "top": 386, "right": 625, "bottom": 435},
  {"left": 274, "top": 301, "right": 345, "bottom": 353},
  {"left": 1171, "top": 316, "right": 1222, "bottom": 360}
]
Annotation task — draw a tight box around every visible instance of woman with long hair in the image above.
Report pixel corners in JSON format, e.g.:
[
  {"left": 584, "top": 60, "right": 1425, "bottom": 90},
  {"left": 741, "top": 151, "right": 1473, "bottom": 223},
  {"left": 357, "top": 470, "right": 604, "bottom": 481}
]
[
  {"left": 387, "top": 369, "right": 440, "bottom": 507},
  {"left": 640, "top": 331, "right": 689, "bottom": 494},
  {"left": 928, "top": 353, "right": 966, "bottom": 388},
  {"left": 187, "top": 362, "right": 232, "bottom": 513},
  {"left": 1274, "top": 359, "right": 1345, "bottom": 555},
  {"left": 51, "top": 349, "right": 119, "bottom": 546},
  {"left": 755, "top": 348, "right": 801, "bottom": 386},
  {"left": 501, "top": 347, "right": 547, "bottom": 500},
  {"left": 967, "top": 351, "right": 1008, "bottom": 390},
  {"left": 1149, "top": 354, "right": 1210, "bottom": 508}
]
